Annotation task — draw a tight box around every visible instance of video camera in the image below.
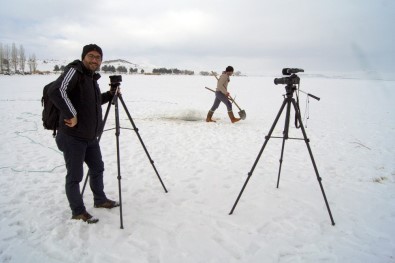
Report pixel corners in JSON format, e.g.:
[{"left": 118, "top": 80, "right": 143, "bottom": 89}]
[
  {"left": 109, "top": 75, "right": 122, "bottom": 92},
  {"left": 274, "top": 68, "right": 304, "bottom": 85},
  {"left": 109, "top": 75, "right": 122, "bottom": 85}
]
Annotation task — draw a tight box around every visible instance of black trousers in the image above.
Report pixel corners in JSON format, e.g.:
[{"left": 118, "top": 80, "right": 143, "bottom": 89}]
[{"left": 56, "top": 131, "right": 107, "bottom": 216}]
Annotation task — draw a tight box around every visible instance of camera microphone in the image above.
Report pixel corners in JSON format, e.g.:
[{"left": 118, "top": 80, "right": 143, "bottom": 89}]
[{"left": 282, "top": 68, "right": 304, "bottom": 75}]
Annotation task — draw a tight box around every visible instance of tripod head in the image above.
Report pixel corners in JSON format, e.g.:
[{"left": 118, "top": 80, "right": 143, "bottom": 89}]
[{"left": 285, "top": 82, "right": 298, "bottom": 98}]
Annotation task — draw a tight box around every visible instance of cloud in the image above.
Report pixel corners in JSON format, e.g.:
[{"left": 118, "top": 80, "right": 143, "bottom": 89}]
[{"left": 1, "top": 0, "right": 395, "bottom": 74}]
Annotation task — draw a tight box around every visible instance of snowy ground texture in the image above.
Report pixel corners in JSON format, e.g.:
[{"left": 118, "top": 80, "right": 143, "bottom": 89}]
[{"left": 0, "top": 73, "right": 394, "bottom": 263}]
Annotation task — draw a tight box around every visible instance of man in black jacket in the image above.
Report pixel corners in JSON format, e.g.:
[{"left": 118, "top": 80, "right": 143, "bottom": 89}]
[{"left": 49, "top": 44, "right": 118, "bottom": 224}]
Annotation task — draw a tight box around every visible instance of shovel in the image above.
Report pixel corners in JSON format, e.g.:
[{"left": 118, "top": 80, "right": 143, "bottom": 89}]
[
  {"left": 205, "top": 86, "right": 247, "bottom": 120},
  {"left": 209, "top": 72, "right": 246, "bottom": 120}
]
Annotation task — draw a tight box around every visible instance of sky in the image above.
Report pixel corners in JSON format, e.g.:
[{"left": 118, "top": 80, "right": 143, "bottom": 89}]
[{"left": 1, "top": 0, "right": 394, "bottom": 75}]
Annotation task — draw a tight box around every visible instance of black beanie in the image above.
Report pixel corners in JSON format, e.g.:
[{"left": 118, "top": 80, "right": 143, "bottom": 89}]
[
  {"left": 81, "top": 44, "right": 103, "bottom": 60},
  {"left": 226, "top": 66, "right": 234, "bottom": 72}
]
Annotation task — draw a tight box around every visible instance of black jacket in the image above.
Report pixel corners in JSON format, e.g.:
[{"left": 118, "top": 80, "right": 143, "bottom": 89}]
[{"left": 49, "top": 60, "right": 113, "bottom": 139}]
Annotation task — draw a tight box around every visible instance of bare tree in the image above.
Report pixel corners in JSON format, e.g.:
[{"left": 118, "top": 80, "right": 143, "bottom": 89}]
[
  {"left": 19, "top": 45, "right": 26, "bottom": 73},
  {"left": 28, "top": 54, "right": 37, "bottom": 73},
  {"left": 3, "top": 44, "right": 11, "bottom": 73},
  {"left": 0, "top": 42, "right": 3, "bottom": 73},
  {"left": 11, "top": 43, "right": 18, "bottom": 73}
]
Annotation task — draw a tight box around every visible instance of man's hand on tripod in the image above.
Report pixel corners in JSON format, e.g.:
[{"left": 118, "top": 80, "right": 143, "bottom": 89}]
[
  {"left": 109, "top": 87, "right": 121, "bottom": 96},
  {"left": 65, "top": 116, "right": 78, "bottom": 127}
]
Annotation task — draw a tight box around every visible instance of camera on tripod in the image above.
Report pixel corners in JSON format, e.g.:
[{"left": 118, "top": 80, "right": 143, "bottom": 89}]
[
  {"left": 109, "top": 75, "right": 122, "bottom": 85},
  {"left": 273, "top": 68, "right": 304, "bottom": 85},
  {"left": 230, "top": 67, "right": 334, "bottom": 226},
  {"left": 109, "top": 75, "right": 122, "bottom": 92}
]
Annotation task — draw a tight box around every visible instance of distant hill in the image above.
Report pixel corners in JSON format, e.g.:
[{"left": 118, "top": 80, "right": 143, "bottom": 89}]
[
  {"left": 101, "top": 59, "right": 138, "bottom": 67},
  {"left": 37, "top": 59, "right": 69, "bottom": 72}
]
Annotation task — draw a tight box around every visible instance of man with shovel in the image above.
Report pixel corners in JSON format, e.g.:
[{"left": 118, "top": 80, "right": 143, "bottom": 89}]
[{"left": 206, "top": 66, "right": 241, "bottom": 123}]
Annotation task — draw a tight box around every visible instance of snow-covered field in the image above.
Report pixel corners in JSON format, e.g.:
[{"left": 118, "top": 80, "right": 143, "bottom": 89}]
[{"left": 0, "top": 73, "right": 394, "bottom": 263}]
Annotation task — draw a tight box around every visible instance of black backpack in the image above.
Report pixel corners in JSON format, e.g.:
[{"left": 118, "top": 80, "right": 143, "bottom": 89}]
[{"left": 41, "top": 81, "right": 59, "bottom": 137}]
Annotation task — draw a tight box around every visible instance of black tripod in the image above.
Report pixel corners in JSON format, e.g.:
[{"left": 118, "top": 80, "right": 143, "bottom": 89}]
[
  {"left": 229, "top": 83, "right": 335, "bottom": 226},
  {"left": 82, "top": 81, "right": 168, "bottom": 229}
]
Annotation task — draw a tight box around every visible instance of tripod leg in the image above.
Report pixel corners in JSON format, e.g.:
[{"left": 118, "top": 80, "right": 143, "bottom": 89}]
[
  {"left": 81, "top": 101, "right": 112, "bottom": 197},
  {"left": 118, "top": 96, "right": 168, "bottom": 193},
  {"left": 229, "top": 99, "right": 288, "bottom": 215},
  {"left": 291, "top": 100, "right": 335, "bottom": 225},
  {"left": 276, "top": 137, "right": 286, "bottom": 188},
  {"left": 276, "top": 99, "right": 292, "bottom": 188},
  {"left": 114, "top": 95, "right": 124, "bottom": 229}
]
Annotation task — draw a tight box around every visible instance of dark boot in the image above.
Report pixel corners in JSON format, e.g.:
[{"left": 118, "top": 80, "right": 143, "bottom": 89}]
[
  {"left": 206, "top": 111, "right": 216, "bottom": 122},
  {"left": 71, "top": 211, "right": 99, "bottom": 224},
  {"left": 228, "top": 111, "right": 241, "bottom": 123},
  {"left": 94, "top": 199, "right": 120, "bottom": 209}
]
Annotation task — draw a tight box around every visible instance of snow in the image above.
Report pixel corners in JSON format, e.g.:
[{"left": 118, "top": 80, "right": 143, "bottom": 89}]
[{"left": 0, "top": 73, "right": 394, "bottom": 263}]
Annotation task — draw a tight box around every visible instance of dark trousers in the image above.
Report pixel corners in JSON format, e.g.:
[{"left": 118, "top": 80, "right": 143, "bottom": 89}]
[
  {"left": 210, "top": 91, "right": 232, "bottom": 112},
  {"left": 56, "top": 131, "right": 107, "bottom": 216}
]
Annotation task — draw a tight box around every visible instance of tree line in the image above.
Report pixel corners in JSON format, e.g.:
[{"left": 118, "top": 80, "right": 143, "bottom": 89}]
[
  {"left": 0, "top": 42, "right": 37, "bottom": 74},
  {"left": 53, "top": 64, "right": 144, "bottom": 74},
  {"left": 53, "top": 65, "right": 195, "bottom": 75},
  {"left": 101, "top": 65, "right": 143, "bottom": 74},
  {"left": 152, "top": 68, "right": 194, "bottom": 75}
]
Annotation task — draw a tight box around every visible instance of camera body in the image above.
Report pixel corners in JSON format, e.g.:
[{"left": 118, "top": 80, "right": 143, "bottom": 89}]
[
  {"left": 274, "top": 68, "right": 304, "bottom": 85},
  {"left": 109, "top": 75, "right": 122, "bottom": 84},
  {"left": 109, "top": 75, "right": 122, "bottom": 92},
  {"left": 274, "top": 74, "right": 300, "bottom": 85}
]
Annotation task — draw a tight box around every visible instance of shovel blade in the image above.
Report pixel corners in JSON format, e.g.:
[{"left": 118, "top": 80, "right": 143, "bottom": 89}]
[{"left": 238, "top": 110, "right": 246, "bottom": 120}]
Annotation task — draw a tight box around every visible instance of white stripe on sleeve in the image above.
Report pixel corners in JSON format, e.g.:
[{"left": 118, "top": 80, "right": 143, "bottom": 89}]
[{"left": 60, "top": 68, "right": 77, "bottom": 116}]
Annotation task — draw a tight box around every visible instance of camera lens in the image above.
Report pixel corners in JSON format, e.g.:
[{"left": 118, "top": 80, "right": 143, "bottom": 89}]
[{"left": 274, "top": 77, "right": 286, "bottom": 85}]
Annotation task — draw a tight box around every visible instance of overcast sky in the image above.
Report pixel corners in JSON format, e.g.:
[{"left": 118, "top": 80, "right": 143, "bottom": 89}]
[{"left": 1, "top": 0, "right": 394, "bottom": 75}]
